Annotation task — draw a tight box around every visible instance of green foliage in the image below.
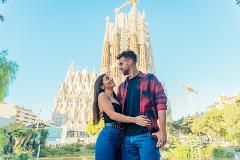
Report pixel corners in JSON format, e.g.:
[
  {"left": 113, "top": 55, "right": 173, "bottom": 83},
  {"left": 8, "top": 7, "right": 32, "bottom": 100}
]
[
  {"left": 1, "top": 0, "right": 8, "bottom": 4},
  {"left": 166, "top": 105, "right": 173, "bottom": 123},
  {"left": 192, "top": 106, "right": 225, "bottom": 138},
  {"left": 191, "top": 103, "right": 240, "bottom": 143},
  {"left": 166, "top": 102, "right": 240, "bottom": 159},
  {"left": 235, "top": 146, "right": 240, "bottom": 152},
  {"left": 212, "top": 147, "right": 234, "bottom": 158},
  {"left": 237, "top": 0, "right": 240, "bottom": 5},
  {"left": 0, "top": 50, "right": 19, "bottom": 102},
  {"left": 200, "top": 145, "right": 215, "bottom": 157},
  {"left": 40, "top": 143, "right": 95, "bottom": 157},
  {"left": 168, "top": 134, "right": 208, "bottom": 159},
  {"left": 8, "top": 127, "right": 37, "bottom": 153},
  {"left": 0, "top": 154, "right": 15, "bottom": 160},
  {"left": 223, "top": 151, "right": 235, "bottom": 158},
  {"left": 212, "top": 147, "right": 225, "bottom": 157},
  {"left": 185, "top": 135, "right": 204, "bottom": 158},
  {"left": 39, "top": 129, "right": 49, "bottom": 147},
  {"left": 86, "top": 119, "right": 104, "bottom": 136},
  {"left": 1, "top": 123, "right": 48, "bottom": 159},
  {"left": 0, "top": 128, "right": 7, "bottom": 155},
  {"left": 168, "top": 143, "right": 191, "bottom": 158},
  {"left": 0, "top": 0, "right": 8, "bottom": 22},
  {"left": 16, "top": 152, "right": 30, "bottom": 160},
  {"left": 180, "top": 116, "right": 196, "bottom": 134},
  {"left": 222, "top": 103, "right": 240, "bottom": 142}
]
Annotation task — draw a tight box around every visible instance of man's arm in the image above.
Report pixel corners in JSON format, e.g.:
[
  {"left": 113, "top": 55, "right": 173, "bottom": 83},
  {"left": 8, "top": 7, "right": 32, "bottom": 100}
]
[
  {"left": 151, "top": 74, "right": 168, "bottom": 148},
  {"left": 157, "top": 110, "right": 167, "bottom": 147}
]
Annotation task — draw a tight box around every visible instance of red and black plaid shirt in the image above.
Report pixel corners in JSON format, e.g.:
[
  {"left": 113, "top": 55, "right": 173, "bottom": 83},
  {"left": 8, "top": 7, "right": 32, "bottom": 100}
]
[{"left": 118, "top": 72, "right": 167, "bottom": 133}]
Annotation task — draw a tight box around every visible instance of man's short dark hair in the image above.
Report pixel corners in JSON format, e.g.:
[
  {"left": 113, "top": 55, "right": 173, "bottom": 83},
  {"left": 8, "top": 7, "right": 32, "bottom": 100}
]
[{"left": 117, "top": 50, "right": 137, "bottom": 63}]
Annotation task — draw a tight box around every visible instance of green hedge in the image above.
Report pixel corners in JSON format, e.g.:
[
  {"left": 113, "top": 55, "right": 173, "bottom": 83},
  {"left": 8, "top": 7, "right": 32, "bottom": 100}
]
[
  {"left": 212, "top": 147, "right": 234, "bottom": 159},
  {"left": 40, "top": 143, "right": 95, "bottom": 157},
  {"left": 235, "top": 146, "right": 240, "bottom": 152}
]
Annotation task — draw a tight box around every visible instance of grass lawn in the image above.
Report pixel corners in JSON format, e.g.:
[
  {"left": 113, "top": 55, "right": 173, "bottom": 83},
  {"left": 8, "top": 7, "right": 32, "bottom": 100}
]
[{"left": 31, "top": 155, "right": 94, "bottom": 160}]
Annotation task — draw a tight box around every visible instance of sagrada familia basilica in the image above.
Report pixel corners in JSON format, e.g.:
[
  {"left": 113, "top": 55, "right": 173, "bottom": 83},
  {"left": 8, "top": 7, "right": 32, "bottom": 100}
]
[
  {"left": 101, "top": 0, "right": 155, "bottom": 85},
  {"left": 51, "top": 64, "right": 96, "bottom": 143}
]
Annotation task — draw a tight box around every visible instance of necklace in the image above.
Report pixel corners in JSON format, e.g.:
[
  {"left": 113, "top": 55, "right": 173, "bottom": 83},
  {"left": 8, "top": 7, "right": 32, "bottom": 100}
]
[{"left": 107, "top": 94, "right": 114, "bottom": 102}]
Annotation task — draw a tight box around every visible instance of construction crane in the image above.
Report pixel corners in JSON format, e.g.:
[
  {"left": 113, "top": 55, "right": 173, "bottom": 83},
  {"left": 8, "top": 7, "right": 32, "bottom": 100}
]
[
  {"left": 115, "top": 0, "right": 138, "bottom": 13},
  {"left": 173, "top": 80, "right": 198, "bottom": 115},
  {"left": 174, "top": 81, "right": 198, "bottom": 94}
]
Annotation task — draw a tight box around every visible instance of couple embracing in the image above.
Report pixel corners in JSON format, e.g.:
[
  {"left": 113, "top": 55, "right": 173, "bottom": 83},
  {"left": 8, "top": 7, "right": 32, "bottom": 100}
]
[{"left": 93, "top": 50, "right": 167, "bottom": 160}]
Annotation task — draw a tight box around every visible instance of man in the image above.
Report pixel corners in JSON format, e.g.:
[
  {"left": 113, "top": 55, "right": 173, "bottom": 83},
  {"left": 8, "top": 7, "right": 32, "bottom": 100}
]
[{"left": 117, "top": 50, "right": 167, "bottom": 160}]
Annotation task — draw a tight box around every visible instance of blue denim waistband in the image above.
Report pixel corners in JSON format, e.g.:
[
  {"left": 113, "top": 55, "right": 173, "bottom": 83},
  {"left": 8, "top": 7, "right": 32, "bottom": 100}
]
[{"left": 105, "top": 122, "right": 124, "bottom": 129}]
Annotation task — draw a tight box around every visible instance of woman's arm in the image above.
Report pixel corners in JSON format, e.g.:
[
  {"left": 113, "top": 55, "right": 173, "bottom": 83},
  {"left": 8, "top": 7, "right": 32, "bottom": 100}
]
[{"left": 98, "top": 93, "right": 151, "bottom": 126}]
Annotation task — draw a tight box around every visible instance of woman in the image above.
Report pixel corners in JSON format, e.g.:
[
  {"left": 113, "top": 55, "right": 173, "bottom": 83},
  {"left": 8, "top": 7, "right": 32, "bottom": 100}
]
[{"left": 93, "top": 74, "right": 151, "bottom": 160}]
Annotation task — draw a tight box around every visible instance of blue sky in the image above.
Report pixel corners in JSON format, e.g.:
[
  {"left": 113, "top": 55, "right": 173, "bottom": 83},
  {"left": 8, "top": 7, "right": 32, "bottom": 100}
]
[{"left": 1, "top": 0, "right": 240, "bottom": 121}]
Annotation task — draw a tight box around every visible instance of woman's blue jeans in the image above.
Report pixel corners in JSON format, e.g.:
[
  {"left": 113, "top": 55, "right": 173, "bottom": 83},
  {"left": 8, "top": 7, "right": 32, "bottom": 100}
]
[{"left": 95, "top": 126, "right": 123, "bottom": 160}]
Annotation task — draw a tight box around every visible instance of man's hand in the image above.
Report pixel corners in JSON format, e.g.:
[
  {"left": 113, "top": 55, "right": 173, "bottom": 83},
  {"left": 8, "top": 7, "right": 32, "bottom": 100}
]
[{"left": 152, "top": 130, "right": 167, "bottom": 148}]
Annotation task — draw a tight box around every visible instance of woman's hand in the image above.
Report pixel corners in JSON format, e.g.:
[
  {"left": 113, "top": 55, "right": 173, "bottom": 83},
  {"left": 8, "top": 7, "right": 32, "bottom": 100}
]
[{"left": 134, "top": 115, "right": 151, "bottom": 126}]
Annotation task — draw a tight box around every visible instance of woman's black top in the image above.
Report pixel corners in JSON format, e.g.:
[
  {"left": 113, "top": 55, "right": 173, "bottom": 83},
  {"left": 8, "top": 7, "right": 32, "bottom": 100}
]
[{"left": 103, "top": 103, "right": 122, "bottom": 123}]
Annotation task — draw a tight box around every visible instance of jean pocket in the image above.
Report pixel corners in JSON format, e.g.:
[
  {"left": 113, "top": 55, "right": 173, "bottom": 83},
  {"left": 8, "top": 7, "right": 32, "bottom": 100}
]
[{"left": 147, "top": 132, "right": 159, "bottom": 142}]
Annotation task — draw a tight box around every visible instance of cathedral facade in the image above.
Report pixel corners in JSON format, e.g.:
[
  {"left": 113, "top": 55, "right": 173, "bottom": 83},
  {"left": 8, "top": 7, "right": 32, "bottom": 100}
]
[
  {"left": 101, "top": 2, "right": 155, "bottom": 86},
  {"left": 51, "top": 63, "right": 96, "bottom": 144}
]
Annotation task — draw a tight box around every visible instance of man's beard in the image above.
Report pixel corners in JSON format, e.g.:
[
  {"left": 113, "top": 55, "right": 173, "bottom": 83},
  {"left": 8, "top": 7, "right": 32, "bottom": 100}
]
[{"left": 122, "top": 69, "right": 129, "bottom": 76}]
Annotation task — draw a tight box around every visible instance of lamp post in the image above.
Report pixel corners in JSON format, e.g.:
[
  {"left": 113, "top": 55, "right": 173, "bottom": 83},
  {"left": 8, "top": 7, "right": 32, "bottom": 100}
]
[{"left": 36, "top": 110, "right": 41, "bottom": 159}]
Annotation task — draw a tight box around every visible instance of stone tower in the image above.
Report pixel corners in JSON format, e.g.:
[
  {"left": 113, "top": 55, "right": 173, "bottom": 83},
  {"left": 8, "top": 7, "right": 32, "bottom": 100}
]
[{"left": 101, "top": 2, "right": 155, "bottom": 86}]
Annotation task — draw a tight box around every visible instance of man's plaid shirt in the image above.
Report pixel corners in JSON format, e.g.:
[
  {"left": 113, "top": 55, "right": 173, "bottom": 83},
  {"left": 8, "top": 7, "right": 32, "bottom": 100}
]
[{"left": 118, "top": 72, "right": 167, "bottom": 133}]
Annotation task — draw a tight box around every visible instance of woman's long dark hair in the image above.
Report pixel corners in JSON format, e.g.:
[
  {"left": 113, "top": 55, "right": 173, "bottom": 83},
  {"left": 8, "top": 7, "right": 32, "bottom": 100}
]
[{"left": 92, "top": 74, "right": 119, "bottom": 125}]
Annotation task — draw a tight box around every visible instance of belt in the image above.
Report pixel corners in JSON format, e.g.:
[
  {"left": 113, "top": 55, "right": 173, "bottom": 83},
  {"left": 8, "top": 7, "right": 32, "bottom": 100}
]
[{"left": 105, "top": 123, "right": 124, "bottom": 129}]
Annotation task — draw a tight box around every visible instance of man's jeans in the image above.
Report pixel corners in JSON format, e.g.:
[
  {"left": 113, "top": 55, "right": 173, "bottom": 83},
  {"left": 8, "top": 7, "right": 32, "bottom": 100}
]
[{"left": 122, "top": 132, "right": 160, "bottom": 160}]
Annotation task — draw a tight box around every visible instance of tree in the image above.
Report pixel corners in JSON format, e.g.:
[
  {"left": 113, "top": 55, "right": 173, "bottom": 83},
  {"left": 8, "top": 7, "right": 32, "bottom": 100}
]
[
  {"left": 86, "top": 119, "right": 104, "bottom": 136},
  {"left": 0, "top": 0, "right": 8, "bottom": 22},
  {"left": 191, "top": 103, "right": 240, "bottom": 144},
  {"left": 222, "top": 103, "right": 240, "bottom": 142},
  {"left": 0, "top": 128, "right": 7, "bottom": 155},
  {"left": 180, "top": 116, "right": 196, "bottom": 134},
  {"left": 191, "top": 106, "right": 226, "bottom": 139},
  {"left": 166, "top": 103, "right": 173, "bottom": 123},
  {"left": 237, "top": 0, "right": 240, "bottom": 5},
  {"left": 0, "top": 49, "right": 19, "bottom": 102},
  {"left": 2, "top": 123, "right": 49, "bottom": 158},
  {"left": 8, "top": 126, "right": 37, "bottom": 154}
]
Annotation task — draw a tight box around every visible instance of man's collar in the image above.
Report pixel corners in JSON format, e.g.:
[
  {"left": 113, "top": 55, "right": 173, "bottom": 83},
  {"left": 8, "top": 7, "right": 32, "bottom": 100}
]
[{"left": 125, "top": 71, "right": 144, "bottom": 82}]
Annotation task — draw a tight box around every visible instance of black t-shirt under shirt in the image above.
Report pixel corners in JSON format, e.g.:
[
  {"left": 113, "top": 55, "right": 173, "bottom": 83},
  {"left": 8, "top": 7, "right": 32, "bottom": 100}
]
[{"left": 124, "top": 74, "right": 148, "bottom": 136}]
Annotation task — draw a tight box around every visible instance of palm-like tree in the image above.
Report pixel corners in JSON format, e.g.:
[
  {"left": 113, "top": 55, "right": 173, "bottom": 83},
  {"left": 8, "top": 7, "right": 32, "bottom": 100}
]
[{"left": 0, "top": 50, "right": 19, "bottom": 102}]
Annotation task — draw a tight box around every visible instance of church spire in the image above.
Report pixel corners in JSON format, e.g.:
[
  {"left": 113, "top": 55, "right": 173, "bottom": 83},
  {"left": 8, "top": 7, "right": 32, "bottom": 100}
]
[{"left": 101, "top": 0, "right": 155, "bottom": 86}]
